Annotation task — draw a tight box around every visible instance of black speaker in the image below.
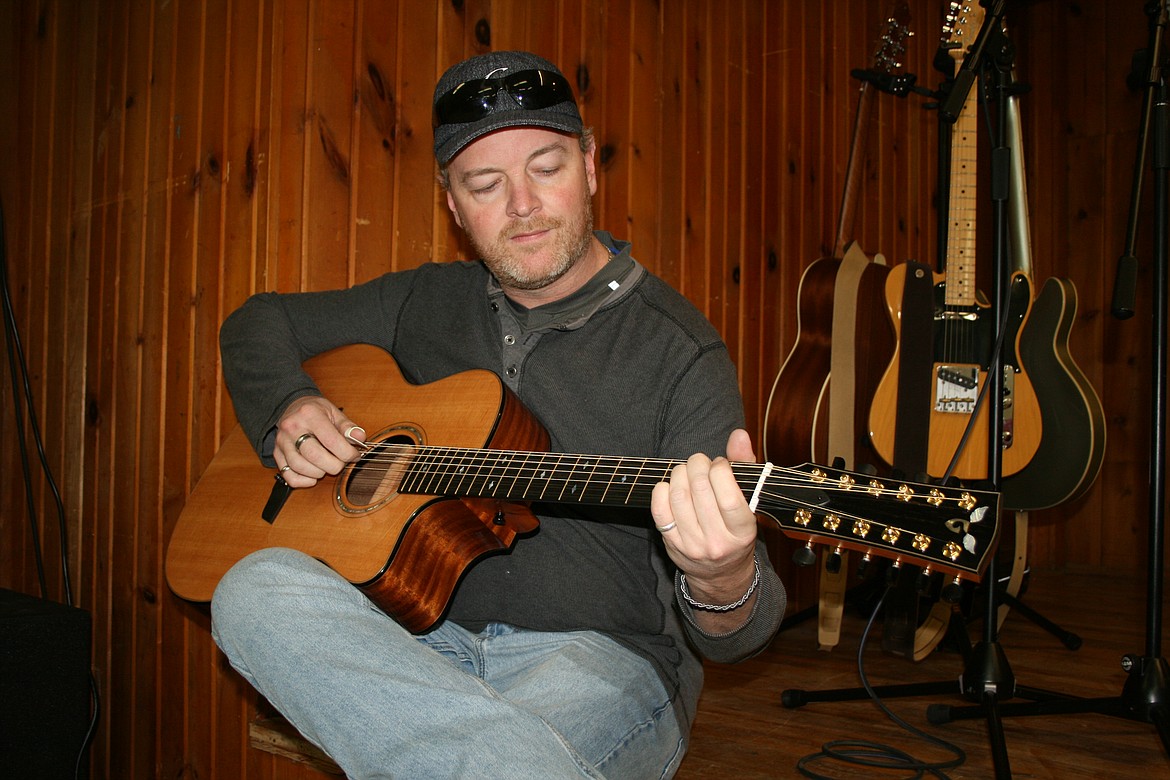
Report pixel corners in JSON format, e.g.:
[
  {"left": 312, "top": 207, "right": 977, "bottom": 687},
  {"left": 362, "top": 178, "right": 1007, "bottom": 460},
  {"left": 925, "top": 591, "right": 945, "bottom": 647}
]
[{"left": 0, "top": 588, "right": 92, "bottom": 780}]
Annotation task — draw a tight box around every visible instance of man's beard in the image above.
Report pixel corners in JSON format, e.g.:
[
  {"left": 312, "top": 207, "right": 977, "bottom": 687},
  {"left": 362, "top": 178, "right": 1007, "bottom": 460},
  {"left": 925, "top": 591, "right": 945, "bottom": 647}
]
[{"left": 471, "top": 193, "right": 596, "bottom": 292}]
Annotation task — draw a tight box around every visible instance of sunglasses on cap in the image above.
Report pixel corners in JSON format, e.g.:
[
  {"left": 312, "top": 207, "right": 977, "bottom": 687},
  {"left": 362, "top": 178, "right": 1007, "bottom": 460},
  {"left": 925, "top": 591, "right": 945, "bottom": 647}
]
[{"left": 433, "top": 69, "right": 576, "bottom": 126}]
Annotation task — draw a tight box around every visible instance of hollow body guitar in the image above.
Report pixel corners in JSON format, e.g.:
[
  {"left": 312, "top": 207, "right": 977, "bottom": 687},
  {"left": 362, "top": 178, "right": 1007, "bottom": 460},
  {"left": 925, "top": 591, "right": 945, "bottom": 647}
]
[
  {"left": 999, "top": 75, "right": 1106, "bottom": 510},
  {"left": 165, "top": 345, "right": 1001, "bottom": 634}
]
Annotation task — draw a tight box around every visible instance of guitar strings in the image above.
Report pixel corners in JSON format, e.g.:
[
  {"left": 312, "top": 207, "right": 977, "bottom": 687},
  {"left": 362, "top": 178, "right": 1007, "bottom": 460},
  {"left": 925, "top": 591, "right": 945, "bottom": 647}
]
[
  {"left": 343, "top": 443, "right": 985, "bottom": 510},
  {"left": 342, "top": 443, "right": 993, "bottom": 575}
]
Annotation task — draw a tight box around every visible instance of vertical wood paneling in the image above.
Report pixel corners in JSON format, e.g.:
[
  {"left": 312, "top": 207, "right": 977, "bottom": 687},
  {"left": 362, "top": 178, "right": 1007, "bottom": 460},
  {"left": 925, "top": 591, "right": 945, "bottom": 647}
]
[
  {"left": 626, "top": 0, "right": 662, "bottom": 281},
  {"left": 681, "top": 4, "right": 707, "bottom": 307},
  {"left": 352, "top": 1, "right": 399, "bottom": 281},
  {"left": 390, "top": 1, "right": 442, "bottom": 274},
  {"left": 303, "top": 0, "right": 354, "bottom": 293},
  {"left": 2, "top": 2, "right": 1167, "bottom": 778},
  {"left": 136, "top": 0, "right": 174, "bottom": 776},
  {"left": 738, "top": 0, "right": 765, "bottom": 438}
]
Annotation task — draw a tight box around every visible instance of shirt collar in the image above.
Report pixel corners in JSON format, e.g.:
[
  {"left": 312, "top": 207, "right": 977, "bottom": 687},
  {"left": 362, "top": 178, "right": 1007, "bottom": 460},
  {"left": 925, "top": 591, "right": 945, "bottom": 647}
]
[{"left": 486, "top": 231, "right": 644, "bottom": 333}]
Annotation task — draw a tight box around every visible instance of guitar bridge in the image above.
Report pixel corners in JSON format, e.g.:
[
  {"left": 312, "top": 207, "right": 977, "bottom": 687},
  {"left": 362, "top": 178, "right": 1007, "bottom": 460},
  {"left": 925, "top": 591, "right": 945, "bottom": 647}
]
[
  {"left": 934, "top": 365, "right": 979, "bottom": 414},
  {"left": 933, "top": 365, "right": 1020, "bottom": 448}
]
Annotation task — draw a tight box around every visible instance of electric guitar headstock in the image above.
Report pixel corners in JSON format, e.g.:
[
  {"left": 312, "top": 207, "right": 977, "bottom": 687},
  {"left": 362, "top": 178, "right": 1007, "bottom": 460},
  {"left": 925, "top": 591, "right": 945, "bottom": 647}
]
[{"left": 942, "top": 1, "right": 987, "bottom": 70}]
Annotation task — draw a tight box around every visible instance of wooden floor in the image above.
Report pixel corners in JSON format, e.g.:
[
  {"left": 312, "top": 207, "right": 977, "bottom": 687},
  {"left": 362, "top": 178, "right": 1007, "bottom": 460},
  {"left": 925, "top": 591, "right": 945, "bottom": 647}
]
[{"left": 677, "top": 568, "right": 1170, "bottom": 779}]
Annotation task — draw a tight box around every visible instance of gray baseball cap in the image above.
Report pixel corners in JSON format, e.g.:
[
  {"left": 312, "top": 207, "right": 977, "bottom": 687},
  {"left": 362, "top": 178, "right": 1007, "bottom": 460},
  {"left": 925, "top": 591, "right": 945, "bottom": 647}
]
[{"left": 432, "top": 51, "right": 583, "bottom": 165}]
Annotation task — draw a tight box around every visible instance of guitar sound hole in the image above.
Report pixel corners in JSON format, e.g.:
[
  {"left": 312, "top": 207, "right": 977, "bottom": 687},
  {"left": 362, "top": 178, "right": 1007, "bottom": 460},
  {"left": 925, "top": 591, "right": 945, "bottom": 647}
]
[{"left": 341, "top": 433, "right": 413, "bottom": 509}]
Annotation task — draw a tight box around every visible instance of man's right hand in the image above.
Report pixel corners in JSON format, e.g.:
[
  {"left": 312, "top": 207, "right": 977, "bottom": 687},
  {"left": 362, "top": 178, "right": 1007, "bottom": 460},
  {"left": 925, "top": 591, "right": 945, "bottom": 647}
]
[{"left": 274, "top": 395, "right": 367, "bottom": 488}]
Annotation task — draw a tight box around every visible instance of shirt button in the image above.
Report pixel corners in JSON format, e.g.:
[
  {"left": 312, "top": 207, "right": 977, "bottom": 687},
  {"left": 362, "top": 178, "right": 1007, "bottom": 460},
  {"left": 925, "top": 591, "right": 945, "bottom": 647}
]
[
  {"left": 490, "top": 302, "right": 500, "bottom": 312},
  {"left": 503, "top": 334, "right": 516, "bottom": 345},
  {"left": 505, "top": 366, "right": 518, "bottom": 377}
]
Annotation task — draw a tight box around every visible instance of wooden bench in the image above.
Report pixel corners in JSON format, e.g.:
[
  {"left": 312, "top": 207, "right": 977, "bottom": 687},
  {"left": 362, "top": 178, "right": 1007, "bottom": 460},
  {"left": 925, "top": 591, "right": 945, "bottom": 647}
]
[{"left": 250, "top": 716, "right": 344, "bottom": 776}]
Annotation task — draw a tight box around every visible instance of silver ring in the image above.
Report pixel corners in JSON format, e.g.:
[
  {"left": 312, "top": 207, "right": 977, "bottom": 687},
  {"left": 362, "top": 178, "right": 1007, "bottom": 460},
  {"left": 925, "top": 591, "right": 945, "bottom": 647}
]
[
  {"left": 279, "top": 464, "right": 292, "bottom": 473},
  {"left": 294, "top": 432, "right": 317, "bottom": 452},
  {"left": 655, "top": 522, "right": 677, "bottom": 533}
]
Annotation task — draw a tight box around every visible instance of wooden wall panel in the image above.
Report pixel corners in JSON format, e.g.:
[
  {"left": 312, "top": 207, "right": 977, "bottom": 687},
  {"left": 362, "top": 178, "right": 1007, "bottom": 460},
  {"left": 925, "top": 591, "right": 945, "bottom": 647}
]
[{"left": 0, "top": 2, "right": 1166, "bottom": 777}]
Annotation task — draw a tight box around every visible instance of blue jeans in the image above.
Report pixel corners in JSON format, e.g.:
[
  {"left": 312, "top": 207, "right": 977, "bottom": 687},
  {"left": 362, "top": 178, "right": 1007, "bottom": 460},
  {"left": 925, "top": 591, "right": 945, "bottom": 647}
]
[{"left": 211, "top": 548, "right": 685, "bottom": 779}]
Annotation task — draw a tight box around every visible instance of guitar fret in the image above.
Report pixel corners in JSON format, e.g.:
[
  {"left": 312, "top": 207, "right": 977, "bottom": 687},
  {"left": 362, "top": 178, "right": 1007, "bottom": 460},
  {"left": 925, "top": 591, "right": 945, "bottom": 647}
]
[
  {"left": 555, "top": 455, "right": 591, "bottom": 502},
  {"left": 475, "top": 451, "right": 510, "bottom": 497},
  {"left": 441, "top": 448, "right": 478, "bottom": 496},
  {"left": 397, "top": 446, "right": 426, "bottom": 494},
  {"left": 531, "top": 454, "right": 560, "bottom": 501},
  {"left": 420, "top": 447, "right": 457, "bottom": 495},
  {"left": 599, "top": 457, "right": 631, "bottom": 504}
]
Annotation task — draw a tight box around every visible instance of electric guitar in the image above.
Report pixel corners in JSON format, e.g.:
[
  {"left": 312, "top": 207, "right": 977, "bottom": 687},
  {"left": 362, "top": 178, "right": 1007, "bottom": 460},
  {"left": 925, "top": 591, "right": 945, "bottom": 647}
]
[
  {"left": 998, "top": 69, "right": 1107, "bottom": 509},
  {"left": 165, "top": 345, "right": 1001, "bottom": 633},
  {"left": 868, "top": 2, "right": 1042, "bottom": 481}
]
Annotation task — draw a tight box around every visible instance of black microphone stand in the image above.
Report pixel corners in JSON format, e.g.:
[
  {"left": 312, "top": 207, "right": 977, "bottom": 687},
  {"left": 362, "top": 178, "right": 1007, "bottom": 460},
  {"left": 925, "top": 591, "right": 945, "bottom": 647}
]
[{"left": 928, "top": 0, "right": 1170, "bottom": 759}]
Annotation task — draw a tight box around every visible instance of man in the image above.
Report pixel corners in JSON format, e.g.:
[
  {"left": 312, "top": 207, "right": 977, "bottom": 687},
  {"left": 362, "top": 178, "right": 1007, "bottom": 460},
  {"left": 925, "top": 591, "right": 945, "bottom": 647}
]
[{"left": 211, "top": 50, "right": 785, "bottom": 779}]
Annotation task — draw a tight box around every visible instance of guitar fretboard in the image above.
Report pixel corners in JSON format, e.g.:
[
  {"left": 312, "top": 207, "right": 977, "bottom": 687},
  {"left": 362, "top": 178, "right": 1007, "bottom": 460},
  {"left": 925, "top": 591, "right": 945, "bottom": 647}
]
[
  {"left": 395, "top": 447, "right": 689, "bottom": 506},
  {"left": 943, "top": 8, "right": 981, "bottom": 310}
]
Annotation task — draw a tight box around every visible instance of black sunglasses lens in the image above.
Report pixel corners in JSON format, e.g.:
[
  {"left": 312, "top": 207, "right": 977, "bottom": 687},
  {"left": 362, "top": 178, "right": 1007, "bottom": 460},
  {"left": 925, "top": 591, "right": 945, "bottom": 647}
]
[
  {"left": 434, "top": 83, "right": 496, "bottom": 125},
  {"left": 506, "top": 71, "right": 574, "bottom": 110},
  {"left": 434, "top": 69, "right": 574, "bottom": 126}
]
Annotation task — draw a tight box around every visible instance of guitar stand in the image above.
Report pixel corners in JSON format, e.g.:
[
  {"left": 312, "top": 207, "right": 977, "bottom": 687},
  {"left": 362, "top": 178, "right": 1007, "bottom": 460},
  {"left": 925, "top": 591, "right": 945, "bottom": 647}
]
[
  {"left": 785, "top": 4, "right": 1170, "bottom": 775},
  {"left": 930, "top": 0, "right": 1170, "bottom": 761},
  {"left": 780, "top": 5, "right": 1074, "bottom": 776},
  {"left": 988, "top": 585, "right": 1081, "bottom": 651}
]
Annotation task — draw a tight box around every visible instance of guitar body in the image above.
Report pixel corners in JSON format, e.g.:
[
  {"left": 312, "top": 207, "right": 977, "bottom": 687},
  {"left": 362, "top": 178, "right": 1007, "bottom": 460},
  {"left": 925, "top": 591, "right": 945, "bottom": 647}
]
[
  {"left": 763, "top": 257, "right": 836, "bottom": 466},
  {"left": 868, "top": 264, "right": 1043, "bottom": 480},
  {"left": 165, "top": 344, "right": 547, "bottom": 632},
  {"left": 1002, "top": 277, "right": 1106, "bottom": 509},
  {"left": 764, "top": 246, "right": 893, "bottom": 470}
]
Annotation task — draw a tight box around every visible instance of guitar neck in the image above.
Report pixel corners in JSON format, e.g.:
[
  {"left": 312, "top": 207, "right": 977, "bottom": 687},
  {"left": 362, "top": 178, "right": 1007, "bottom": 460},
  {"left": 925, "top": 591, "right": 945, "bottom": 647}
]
[
  {"left": 374, "top": 444, "right": 1000, "bottom": 581},
  {"left": 833, "top": 2, "right": 913, "bottom": 258},
  {"left": 942, "top": 1, "right": 985, "bottom": 309}
]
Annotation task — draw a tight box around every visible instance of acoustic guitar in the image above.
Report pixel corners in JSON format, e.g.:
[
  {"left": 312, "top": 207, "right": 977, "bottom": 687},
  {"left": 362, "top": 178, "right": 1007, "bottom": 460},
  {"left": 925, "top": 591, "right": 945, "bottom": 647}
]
[
  {"left": 762, "top": 3, "right": 910, "bottom": 470},
  {"left": 165, "top": 345, "right": 1001, "bottom": 634},
  {"left": 867, "top": 1, "right": 1042, "bottom": 481}
]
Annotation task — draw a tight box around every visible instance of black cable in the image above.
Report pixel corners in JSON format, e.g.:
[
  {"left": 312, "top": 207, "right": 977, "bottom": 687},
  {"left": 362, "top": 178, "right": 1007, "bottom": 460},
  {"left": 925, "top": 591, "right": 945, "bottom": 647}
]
[
  {"left": 795, "top": 588, "right": 967, "bottom": 779},
  {"left": 0, "top": 197, "right": 98, "bottom": 777},
  {"left": 0, "top": 197, "right": 71, "bottom": 605}
]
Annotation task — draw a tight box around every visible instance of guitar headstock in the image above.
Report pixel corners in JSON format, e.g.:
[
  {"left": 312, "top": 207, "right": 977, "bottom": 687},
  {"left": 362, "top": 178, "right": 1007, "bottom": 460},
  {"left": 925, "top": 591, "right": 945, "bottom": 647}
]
[
  {"left": 754, "top": 463, "right": 1000, "bottom": 583},
  {"left": 942, "top": 1, "right": 988, "bottom": 68},
  {"left": 872, "top": 2, "right": 913, "bottom": 75}
]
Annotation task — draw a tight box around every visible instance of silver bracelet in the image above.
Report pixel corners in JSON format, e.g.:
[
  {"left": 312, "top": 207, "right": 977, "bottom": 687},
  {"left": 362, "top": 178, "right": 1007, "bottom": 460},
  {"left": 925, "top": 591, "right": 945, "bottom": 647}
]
[{"left": 679, "top": 556, "right": 761, "bottom": 612}]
